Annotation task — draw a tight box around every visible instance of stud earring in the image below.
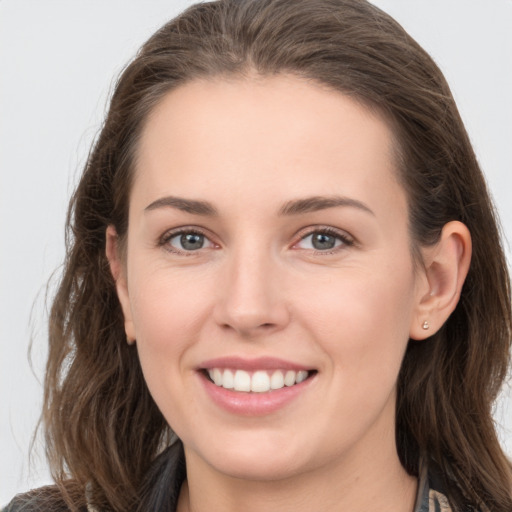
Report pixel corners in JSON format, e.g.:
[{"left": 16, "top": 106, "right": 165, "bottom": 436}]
[
  {"left": 422, "top": 321, "right": 429, "bottom": 330},
  {"left": 126, "top": 335, "right": 135, "bottom": 345}
]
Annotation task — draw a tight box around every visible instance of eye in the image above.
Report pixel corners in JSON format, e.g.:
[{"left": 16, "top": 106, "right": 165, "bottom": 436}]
[
  {"left": 295, "top": 229, "right": 353, "bottom": 252},
  {"left": 162, "top": 229, "right": 216, "bottom": 253}
]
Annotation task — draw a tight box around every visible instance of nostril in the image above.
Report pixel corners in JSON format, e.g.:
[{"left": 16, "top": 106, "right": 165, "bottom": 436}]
[{"left": 220, "top": 322, "right": 275, "bottom": 330}]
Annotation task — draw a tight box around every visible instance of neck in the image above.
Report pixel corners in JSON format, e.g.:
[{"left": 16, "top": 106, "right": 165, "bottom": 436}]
[{"left": 177, "top": 438, "right": 417, "bottom": 512}]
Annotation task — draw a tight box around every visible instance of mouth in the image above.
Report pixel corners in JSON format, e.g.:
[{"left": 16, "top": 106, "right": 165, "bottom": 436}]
[
  {"left": 198, "top": 357, "right": 317, "bottom": 415},
  {"left": 203, "top": 368, "right": 317, "bottom": 393}
]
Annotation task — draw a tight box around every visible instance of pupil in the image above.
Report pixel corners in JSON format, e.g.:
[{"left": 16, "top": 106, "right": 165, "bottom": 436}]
[
  {"left": 312, "top": 233, "right": 335, "bottom": 250},
  {"left": 181, "top": 233, "right": 204, "bottom": 250}
]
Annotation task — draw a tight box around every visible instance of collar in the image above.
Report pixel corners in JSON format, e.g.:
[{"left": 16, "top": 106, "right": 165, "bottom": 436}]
[{"left": 414, "top": 457, "right": 453, "bottom": 512}]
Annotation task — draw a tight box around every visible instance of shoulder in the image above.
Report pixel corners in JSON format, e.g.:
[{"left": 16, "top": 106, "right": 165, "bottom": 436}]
[{"left": 2, "top": 485, "right": 83, "bottom": 512}]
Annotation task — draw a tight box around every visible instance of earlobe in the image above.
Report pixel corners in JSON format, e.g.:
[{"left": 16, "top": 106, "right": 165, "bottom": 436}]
[
  {"left": 106, "top": 226, "right": 136, "bottom": 344},
  {"left": 410, "top": 221, "right": 472, "bottom": 340}
]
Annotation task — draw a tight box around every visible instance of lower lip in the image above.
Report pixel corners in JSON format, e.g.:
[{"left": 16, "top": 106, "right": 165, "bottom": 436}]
[{"left": 199, "top": 372, "right": 315, "bottom": 416}]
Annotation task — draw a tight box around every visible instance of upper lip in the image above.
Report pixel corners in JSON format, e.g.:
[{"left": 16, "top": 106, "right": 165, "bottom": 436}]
[{"left": 198, "top": 356, "right": 313, "bottom": 372}]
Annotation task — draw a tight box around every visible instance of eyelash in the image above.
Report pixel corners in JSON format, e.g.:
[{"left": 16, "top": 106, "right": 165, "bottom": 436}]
[
  {"left": 159, "top": 227, "right": 215, "bottom": 256},
  {"left": 158, "top": 226, "right": 355, "bottom": 256},
  {"left": 294, "top": 226, "right": 355, "bottom": 255}
]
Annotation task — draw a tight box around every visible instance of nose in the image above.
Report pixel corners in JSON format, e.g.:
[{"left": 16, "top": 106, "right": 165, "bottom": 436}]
[{"left": 213, "top": 248, "right": 290, "bottom": 338}]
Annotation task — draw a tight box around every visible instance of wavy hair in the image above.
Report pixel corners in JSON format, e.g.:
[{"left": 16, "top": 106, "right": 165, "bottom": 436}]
[{"left": 39, "top": 0, "right": 512, "bottom": 510}]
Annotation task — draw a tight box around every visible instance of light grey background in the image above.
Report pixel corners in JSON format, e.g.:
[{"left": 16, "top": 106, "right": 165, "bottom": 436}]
[{"left": 1, "top": 0, "right": 511, "bottom": 505}]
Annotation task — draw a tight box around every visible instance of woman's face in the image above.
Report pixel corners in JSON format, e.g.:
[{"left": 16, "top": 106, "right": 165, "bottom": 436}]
[{"left": 115, "top": 76, "right": 428, "bottom": 481}]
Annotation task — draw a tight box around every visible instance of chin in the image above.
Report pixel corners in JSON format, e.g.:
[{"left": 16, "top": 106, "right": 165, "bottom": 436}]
[
  {"left": 186, "top": 432, "right": 312, "bottom": 482},
  {"left": 211, "top": 451, "right": 305, "bottom": 482}
]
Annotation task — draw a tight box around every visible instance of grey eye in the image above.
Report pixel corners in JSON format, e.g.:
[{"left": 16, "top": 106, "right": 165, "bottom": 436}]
[
  {"left": 296, "top": 231, "right": 346, "bottom": 251},
  {"left": 311, "top": 233, "right": 337, "bottom": 250},
  {"left": 170, "top": 232, "right": 206, "bottom": 251}
]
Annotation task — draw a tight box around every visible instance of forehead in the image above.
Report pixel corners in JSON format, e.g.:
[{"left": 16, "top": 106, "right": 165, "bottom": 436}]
[{"left": 134, "top": 75, "right": 405, "bottom": 218}]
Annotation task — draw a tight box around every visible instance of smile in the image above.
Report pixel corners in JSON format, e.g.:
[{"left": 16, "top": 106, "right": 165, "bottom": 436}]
[
  {"left": 207, "top": 368, "right": 311, "bottom": 393},
  {"left": 198, "top": 357, "right": 317, "bottom": 415}
]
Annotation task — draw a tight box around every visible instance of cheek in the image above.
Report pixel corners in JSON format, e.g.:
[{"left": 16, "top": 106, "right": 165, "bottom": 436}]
[
  {"left": 129, "top": 264, "right": 209, "bottom": 337},
  {"left": 127, "top": 270, "right": 209, "bottom": 392},
  {"left": 127, "top": 272, "right": 214, "bottom": 435},
  {"left": 296, "top": 265, "right": 416, "bottom": 382}
]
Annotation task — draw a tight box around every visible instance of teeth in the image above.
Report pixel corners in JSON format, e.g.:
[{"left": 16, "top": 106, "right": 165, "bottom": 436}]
[
  {"left": 222, "top": 369, "right": 234, "bottom": 389},
  {"left": 233, "top": 369, "right": 251, "bottom": 392},
  {"left": 296, "top": 370, "right": 308, "bottom": 383},
  {"left": 270, "top": 370, "right": 284, "bottom": 390},
  {"left": 251, "top": 371, "right": 270, "bottom": 393},
  {"left": 207, "top": 368, "right": 310, "bottom": 392},
  {"left": 284, "top": 370, "right": 296, "bottom": 386},
  {"left": 212, "top": 368, "right": 223, "bottom": 386}
]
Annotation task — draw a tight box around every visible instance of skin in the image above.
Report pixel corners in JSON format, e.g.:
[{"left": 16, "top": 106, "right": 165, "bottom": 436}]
[{"left": 107, "top": 75, "right": 471, "bottom": 512}]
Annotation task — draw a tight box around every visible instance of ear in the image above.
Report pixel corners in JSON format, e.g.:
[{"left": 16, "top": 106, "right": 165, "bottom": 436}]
[
  {"left": 410, "top": 221, "right": 472, "bottom": 340},
  {"left": 106, "top": 225, "right": 136, "bottom": 344}
]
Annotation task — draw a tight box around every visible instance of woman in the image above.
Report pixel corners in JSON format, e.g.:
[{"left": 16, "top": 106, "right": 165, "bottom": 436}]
[{"left": 4, "top": 0, "right": 511, "bottom": 510}]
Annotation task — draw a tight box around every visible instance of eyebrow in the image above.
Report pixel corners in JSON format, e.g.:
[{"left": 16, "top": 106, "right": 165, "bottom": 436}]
[
  {"left": 144, "top": 194, "right": 374, "bottom": 217},
  {"left": 279, "top": 195, "right": 374, "bottom": 216},
  {"left": 145, "top": 196, "right": 218, "bottom": 216}
]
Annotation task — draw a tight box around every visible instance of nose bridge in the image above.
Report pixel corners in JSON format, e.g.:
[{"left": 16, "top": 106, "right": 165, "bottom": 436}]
[{"left": 214, "top": 238, "right": 289, "bottom": 335}]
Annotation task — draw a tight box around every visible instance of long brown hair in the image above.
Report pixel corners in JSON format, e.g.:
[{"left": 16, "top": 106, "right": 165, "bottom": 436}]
[{"left": 40, "top": 0, "right": 511, "bottom": 510}]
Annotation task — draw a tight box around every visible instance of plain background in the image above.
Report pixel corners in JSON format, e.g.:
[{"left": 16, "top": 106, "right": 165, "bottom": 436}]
[{"left": 1, "top": 0, "right": 511, "bottom": 505}]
